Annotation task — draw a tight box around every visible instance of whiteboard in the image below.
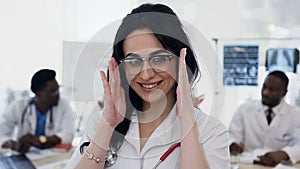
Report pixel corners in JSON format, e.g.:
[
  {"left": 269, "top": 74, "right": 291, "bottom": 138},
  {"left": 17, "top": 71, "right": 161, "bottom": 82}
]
[{"left": 62, "top": 41, "right": 112, "bottom": 101}]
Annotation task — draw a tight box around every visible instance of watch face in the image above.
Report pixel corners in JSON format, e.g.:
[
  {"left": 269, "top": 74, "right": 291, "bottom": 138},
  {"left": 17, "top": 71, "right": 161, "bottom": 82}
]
[{"left": 39, "top": 136, "right": 47, "bottom": 144}]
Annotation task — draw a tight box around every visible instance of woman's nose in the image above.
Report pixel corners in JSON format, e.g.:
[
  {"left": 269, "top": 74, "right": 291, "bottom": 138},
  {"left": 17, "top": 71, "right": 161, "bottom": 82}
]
[{"left": 139, "top": 62, "right": 155, "bottom": 80}]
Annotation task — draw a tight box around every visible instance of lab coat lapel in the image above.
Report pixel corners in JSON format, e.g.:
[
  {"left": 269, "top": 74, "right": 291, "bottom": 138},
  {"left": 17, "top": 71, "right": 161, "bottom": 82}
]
[
  {"left": 268, "top": 101, "right": 289, "bottom": 129},
  {"left": 125, "top": 113, "right": 141, "bottom": 153},
  {"left": 139, "top": 105, "right": 181, "bottom": 156},
  {"left": 21, "top": 104, "right": 37, "bottom": 137},
  {"left": 124, "top": 105, "right": 181, "bottom": 157},
  {"left": 45, "top": 108, "right": 53, "bottom": 134},
  {"left": 29, "top": 105, "right": 37, "bottom": 134},
  {"left": 258, "top": 104, "right": 270, "bottom": 128}
]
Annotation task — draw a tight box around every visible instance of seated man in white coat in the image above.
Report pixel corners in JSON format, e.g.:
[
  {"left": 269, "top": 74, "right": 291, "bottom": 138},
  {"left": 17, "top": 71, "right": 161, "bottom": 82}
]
[
  {"left": 229, "top": 70, "right": 300, "bottom": 166},
  {"left": 0, "top": 69, "right": 76, "bottom": 153}
]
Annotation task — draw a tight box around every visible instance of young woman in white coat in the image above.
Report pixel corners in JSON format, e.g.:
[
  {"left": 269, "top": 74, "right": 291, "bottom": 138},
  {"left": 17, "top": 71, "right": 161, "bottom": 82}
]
[{"left": 66, "top": 3, "right": 229, "bottom": 169}]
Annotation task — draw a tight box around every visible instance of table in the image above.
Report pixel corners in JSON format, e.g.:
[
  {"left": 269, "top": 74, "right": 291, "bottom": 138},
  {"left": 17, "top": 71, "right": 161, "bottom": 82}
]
[
  {"left": 236, "top": 150, "right": 300, "bottom": 169},
  {"left": 30, "top": 150, "right": 73, "bottom": 167},
  {"left": 240, "top": 163, "right": 300, "bottom": 169},
  {"left": 28, "top": 148, "right": 74, "bottom": 169}
]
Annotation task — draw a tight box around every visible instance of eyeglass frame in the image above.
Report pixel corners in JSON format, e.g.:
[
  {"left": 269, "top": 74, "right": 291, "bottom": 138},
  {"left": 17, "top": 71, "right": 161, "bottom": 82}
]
[{"left": 119, "top": 54, "right": 177, "bottom": 74}]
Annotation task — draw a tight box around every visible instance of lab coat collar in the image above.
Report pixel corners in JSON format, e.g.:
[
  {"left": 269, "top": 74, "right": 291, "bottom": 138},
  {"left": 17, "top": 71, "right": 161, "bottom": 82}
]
[
  {"left": 262, "top": 99, "right": 287, "bottom": 116},
  {"left": 125, "top": 103, "right": 181, "bottom": 155}
]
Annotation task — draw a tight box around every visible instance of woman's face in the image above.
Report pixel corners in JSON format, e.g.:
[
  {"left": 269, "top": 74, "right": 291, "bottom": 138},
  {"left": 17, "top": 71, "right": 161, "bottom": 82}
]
[{"left": 122, "top": 29, "right": 177, "bottom": 103}]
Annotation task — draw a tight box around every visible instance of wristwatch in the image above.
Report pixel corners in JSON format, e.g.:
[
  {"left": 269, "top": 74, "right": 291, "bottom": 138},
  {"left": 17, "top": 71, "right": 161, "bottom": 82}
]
[{"left": 39, "top": 135, "right": 47, "bottom": 144}]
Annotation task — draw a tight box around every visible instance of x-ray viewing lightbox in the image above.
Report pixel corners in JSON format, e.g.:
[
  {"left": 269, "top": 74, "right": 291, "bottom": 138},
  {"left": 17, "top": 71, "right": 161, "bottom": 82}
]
[
  {"left": 265, "top": 48, "right": 299, "bottom": 73},
  {"left": 223, "top": 45, "right": 259, "bottom": 86}
]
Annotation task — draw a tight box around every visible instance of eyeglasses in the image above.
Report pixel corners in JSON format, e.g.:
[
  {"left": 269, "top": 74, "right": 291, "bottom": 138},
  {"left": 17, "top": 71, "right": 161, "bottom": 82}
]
[{"left": 120, "top": 54, "right": 176, "bottom": 74}]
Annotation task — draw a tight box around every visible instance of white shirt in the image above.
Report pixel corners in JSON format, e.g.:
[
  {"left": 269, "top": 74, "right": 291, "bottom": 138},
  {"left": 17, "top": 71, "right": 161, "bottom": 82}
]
[
  {"left": 66, "top": 105, "right": 229, "bottom": 169},
  {"left": 229, "top": 99, "right": 300, "bottom": 164},
  {"left": 0, "top": 97, "right": 76, "bottom": 145}
]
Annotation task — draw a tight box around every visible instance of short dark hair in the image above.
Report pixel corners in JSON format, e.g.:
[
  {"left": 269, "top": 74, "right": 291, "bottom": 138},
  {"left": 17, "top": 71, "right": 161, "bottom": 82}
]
[
  {"left": 31, "top": 69, "right": 56, "bottom": 94},
  {"left": 268, "top": 70, "right": 289, "bottom": 89}
]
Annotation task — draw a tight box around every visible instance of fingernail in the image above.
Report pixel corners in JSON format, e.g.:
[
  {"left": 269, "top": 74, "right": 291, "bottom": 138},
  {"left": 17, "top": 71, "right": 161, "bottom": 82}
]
[{"left": 184, "top": 48, "right": 187, "bottom": 56}]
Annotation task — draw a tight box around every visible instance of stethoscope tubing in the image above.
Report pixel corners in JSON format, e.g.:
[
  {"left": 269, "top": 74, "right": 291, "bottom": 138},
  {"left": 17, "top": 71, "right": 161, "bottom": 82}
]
[
  {"left": 80, "top": 140, "right": 181, "bottom": 168},
  {"left": 152, "top": 142, "right": 181, "bottom": 169}
]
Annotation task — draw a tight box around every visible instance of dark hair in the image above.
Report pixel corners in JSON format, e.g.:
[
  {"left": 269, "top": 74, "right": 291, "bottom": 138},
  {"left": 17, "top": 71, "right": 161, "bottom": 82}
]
[
  {"left": 268, "top": 70, "right": 289, "bottom": 90},
  {"left": 109, "top": 3, "right": 200, "bottom": 151},
  {"left": 31, "top": 69, "right": 56, "bottom": 94}
]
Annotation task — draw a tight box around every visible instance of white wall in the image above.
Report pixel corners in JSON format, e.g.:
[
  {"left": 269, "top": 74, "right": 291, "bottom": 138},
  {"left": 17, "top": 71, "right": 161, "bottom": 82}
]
[
  {"left": 0, "top": 0, "right": 64, "bottom": 90},
  {"left": 1, "top": 0, "right": 300, "bottom": 126}
]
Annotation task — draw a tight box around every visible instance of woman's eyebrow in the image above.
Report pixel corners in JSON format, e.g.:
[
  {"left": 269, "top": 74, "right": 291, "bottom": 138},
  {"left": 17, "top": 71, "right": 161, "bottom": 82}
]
[
  {"left": 125, "top": 53, "right": 140, "bottom": 58},
  {"left": 125, "top": 49, "right": 170, "bottom": 58},
  {"left": 150, "top": 49, "right": 170, "bottom": 56}
]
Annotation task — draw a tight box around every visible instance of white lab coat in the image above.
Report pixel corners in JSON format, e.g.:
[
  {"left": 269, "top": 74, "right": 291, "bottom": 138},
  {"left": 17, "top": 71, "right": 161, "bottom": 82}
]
[
  {"left": 66, "top": 105, "right": 230, "bottom": 169},
  {"left": 229, "top": 99, "right": 300, "bottom": 164},
  {"left": 0, "top": 97, "right": 76, "bottom": 145}
]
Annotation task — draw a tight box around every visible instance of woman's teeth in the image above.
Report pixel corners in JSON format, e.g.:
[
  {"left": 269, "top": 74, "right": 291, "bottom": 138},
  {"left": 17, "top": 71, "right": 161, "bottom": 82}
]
[{"left": 142, "top": 83, "right": 158, "bottom": 89}]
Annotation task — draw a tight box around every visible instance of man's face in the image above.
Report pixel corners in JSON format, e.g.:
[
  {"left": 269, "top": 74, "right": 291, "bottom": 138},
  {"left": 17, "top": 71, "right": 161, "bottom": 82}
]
[
  {"left": 261, "top": 75, "right": 287, "bottom": 107},
  {"left": 39, "top": 80, "right": 60, "bottom": 107}
]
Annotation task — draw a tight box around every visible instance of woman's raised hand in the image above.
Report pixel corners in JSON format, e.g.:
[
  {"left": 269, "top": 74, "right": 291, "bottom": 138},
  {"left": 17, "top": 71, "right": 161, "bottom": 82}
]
[
  {"left": 176, "top": 48, "right": 194, "bottom": 120},
  {"left": 100, "top": 58, "right": 126, "bottom": 128}
]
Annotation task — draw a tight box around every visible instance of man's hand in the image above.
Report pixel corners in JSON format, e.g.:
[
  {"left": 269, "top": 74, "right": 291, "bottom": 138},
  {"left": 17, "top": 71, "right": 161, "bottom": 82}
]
[
  {"left": 1, "top": 140, "right": 19, "bottom": 150},
  {"left": 229, "top": 142, "right": 244, "bottom": 154},
  {"left": 19, "top": 133, "right": 40, "bottom": 146},
  {"left": 1, "top": 139, "right": 32, "bottom": 153},
  {"left": 257, "top": 150, "right": 289, "bottom": 166},
  {"left": 15, "top": 133, "right": 40, "bottom": 153}
]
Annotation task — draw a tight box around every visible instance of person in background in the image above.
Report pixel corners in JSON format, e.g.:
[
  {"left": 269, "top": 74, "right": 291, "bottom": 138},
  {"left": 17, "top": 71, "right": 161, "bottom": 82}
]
[
  {"left": 193, "top": 94, "right": 205, "bottom": 108},
  {"left": 66, "top": 3, "right": 229, "bottom": 169},
  {"left": 229, "top": 70, "right": 300, "bottom": 166},
  {"left": 0, "top": 69, "right": 76, "bottom": 153}
]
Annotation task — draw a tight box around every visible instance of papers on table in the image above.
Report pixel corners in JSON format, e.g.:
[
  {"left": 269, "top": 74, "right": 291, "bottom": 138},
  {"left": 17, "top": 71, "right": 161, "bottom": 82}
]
[
  {"left": 238, "top": 149, "right": 300, "bottom": 169},
  {"left": 239, "top": 148, "right": 271, "bottom": 164},
  {"left": 26, "top": 148, "right": 59, "bottom": 160},
  {"left": 274, "top": 164, "right": 300, "bottom": 169},
  {"left": 37, "top": 159, "right": 69, "bottom": 169}
]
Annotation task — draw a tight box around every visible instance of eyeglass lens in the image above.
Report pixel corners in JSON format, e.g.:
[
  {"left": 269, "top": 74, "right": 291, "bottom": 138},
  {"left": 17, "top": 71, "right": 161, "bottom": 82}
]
[{"left": 121, "top": 55, "right": 176, "bottom": 74}]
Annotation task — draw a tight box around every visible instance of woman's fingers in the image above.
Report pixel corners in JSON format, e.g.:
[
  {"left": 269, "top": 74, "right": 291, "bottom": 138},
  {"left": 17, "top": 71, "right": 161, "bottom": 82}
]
[
  {"left": 114, "top": 58, "right": 121, "bottom": 92},
  {"left": 110, "top": 58, "right": 125, "bottom": 114},
  {"left": 100, "top": 58, "right": 125, "bottom": 127},
  {"left": 100, "top": 70, "right": 113, "bottom": 115},
  {"left": 110, "top": 58, "right": 121, "bottom": 103},
  {"left": 178, "top": 49, "right": 191, "bottom": 93},
  {"left": 178, "top": 48, "right": 191, "bottom": 94},
  {"left": 100, "top": 70, "right": 110, "bottom": 100},
  {"left": 106, "top": 58, "right": 126, "bottom": 116},
  {"left": 112, "top": 58, "right": 121, "bottom": 93},
  {"left": 103, "top": 58, "right": 120, "bottom": 103},
  {"left": 177, "top": 48, "right": 194, "bottom": 117},
  {"left": 178, "top": 48, "right": 187, "bottom": 82}
]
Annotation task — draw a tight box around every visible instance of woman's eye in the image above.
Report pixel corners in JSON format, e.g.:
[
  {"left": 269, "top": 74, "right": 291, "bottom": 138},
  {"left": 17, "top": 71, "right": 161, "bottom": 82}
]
[
  {"left": 128, "top": 59, "right": 142, "bottom": 66},
  {"left": 151, "top": 56, "right": 167, "bottom": 64}
]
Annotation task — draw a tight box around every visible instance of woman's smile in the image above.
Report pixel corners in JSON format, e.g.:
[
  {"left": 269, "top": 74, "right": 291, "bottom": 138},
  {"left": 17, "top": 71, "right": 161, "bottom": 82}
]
[{"left": 139, "top": 81, "right": 162, "bottom": 90}]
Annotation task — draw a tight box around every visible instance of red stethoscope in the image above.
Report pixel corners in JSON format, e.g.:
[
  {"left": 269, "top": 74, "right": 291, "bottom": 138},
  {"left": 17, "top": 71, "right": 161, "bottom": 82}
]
[
  {"left": 152, "top": 142, "right": 181, "bottom": 169},
  {"left": 103, "top": 142, "right": 181, "bottom": 168}
]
